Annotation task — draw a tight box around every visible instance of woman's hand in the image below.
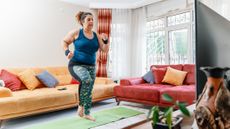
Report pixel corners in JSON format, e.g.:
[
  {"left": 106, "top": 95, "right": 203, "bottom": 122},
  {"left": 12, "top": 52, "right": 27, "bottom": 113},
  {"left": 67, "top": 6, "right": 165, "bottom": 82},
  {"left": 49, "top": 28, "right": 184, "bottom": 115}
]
[
  {"left": 97, "top": 33, "right": 109, "bottom": 53},
  {"left": 101, "top": 33, "right": 108, "bottom": 44},
  {"left": 67, "top": 51, "right": 73, "bottom": 59},
  {"left": 101, "top": 33, "right": 108, "bottom": 39}
]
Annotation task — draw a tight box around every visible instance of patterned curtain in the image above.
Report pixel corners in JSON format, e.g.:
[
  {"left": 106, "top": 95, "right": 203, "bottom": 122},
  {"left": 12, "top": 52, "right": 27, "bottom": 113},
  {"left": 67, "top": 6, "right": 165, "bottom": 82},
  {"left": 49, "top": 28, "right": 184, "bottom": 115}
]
[{"left": 96, "top": 9, "right": 112, "bottom": 77}]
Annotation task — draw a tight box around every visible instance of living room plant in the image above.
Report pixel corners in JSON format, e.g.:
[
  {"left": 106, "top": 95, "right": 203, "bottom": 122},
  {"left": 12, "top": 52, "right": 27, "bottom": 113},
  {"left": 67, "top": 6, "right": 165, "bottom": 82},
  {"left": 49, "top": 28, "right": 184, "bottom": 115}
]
[{"left": 148, "top": 93, "right": 191, "bottom": 129}]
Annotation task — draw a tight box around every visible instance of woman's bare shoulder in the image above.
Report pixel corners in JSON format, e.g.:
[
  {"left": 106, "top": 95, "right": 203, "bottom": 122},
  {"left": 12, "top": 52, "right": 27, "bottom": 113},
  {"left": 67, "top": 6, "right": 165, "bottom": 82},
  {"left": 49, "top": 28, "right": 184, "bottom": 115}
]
[
  {"left": 67, "top": 28, "right": 81, "bottom": 40},
  {"left": 69, "top": 29, "right": 80, "bottom": 36}
]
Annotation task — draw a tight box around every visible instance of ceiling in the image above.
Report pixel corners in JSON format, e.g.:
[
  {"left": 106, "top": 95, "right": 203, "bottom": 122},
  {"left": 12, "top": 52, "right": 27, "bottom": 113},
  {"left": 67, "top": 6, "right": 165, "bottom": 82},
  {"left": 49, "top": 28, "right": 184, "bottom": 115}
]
[{"left": 61, "top": 0, "right": 163, "bottom": 9}]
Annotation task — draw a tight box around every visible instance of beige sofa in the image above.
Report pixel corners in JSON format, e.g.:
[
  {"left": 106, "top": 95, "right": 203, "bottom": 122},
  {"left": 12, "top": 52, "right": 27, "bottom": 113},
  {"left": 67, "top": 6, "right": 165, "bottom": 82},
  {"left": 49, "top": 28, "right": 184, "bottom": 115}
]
[{"left": 0, "top": 66, "right": 116, "bottom": 123}]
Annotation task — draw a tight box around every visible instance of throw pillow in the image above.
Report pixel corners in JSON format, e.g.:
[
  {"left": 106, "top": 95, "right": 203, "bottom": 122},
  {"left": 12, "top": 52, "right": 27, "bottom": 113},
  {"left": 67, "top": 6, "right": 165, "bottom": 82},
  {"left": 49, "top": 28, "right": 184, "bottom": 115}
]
[
  {"left": 36, "top": 71, "right": 59, "bottom": 88},
  {"left": 142, "top": 70, "right": 155, "bottom": 84},
  {"left": 71, "top": 78, "right": 80, "bottom": 84},
  {"left": 18, "top": 69, "right": 41, "bottom": 90},
  {"left": 152, "top": 67, "right": 167, "bottom": 84},
  {"left": 0, "top": 69, "right": 23, "bottom": 91},
  {"left": 162, "top": 67, "right": 187, "bottom": 86},
  {"left": 0, "top": 87, "right": 13, "bottom": 98}
]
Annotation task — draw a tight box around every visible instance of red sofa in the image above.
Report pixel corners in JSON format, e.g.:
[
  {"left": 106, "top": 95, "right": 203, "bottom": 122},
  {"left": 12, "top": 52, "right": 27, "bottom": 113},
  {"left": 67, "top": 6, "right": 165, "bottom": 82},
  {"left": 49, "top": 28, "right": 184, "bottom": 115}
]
[{"left": 114, "top": 64, "right": 195, "bottom": 107}]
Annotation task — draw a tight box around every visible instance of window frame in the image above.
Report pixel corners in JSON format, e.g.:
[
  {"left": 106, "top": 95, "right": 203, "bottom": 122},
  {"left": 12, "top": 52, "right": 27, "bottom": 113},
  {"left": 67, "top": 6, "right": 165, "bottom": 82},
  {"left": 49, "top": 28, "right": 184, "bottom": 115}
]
[{"left": 146, "top": 9, "right": 194, "bottom": 70}]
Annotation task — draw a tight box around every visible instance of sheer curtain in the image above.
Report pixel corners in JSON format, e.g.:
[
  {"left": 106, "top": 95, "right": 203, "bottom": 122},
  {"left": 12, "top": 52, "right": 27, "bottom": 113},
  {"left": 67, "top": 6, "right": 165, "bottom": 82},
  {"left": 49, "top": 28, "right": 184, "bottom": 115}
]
[
  {"left": 110, "top": 9, "right": 132, "bottom": 80},
  {"left": 131, "top": 7, "right": 147, "bottom": 77}
]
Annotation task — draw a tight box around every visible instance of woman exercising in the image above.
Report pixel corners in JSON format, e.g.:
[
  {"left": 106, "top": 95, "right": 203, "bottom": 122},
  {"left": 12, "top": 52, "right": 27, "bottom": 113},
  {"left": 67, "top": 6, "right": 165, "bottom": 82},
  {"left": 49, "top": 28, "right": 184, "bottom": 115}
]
[{"left": 62, "top": 11, "right": 109, "bottom": 121}]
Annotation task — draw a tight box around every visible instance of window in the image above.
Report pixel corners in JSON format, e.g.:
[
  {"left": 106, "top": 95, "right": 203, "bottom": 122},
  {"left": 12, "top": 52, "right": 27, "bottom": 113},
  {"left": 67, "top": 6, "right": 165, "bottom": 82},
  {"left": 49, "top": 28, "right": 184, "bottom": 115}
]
[
  {"left": 146, "top": 31, "right": 166, "bottom": 66},
  {"left": 167, "top": 12, "right": 190, "bottom": 26},
  {"left": 146, "top": 11, "right": 194, "bottom": 70},
  {"left": 146, "top": 18, "right": 166, "bottom": 67},
  {"left": 169, "top": 29, "right": 188, "bottom": 64}
]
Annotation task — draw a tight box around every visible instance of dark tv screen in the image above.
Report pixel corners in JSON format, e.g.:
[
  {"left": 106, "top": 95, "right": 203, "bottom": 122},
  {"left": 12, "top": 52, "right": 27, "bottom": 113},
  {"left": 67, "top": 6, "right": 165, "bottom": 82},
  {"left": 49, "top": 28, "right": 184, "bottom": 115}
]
[{"left": 195, "top": 0, "right": 230, "bottom": 97}]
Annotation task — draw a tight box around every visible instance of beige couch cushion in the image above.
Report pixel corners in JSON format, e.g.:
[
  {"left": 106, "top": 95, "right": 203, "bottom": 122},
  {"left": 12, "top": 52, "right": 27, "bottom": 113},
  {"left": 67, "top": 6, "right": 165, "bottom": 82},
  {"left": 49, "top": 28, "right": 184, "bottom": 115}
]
[
  {"left": 0, "top": 87, "right": 12, "bottom": 98},
  {"left": 0, "top": 85, "right": 78, "bottom": 117},
  {"left": 54, "top": 75, "right": 72, "bottom": 86}
]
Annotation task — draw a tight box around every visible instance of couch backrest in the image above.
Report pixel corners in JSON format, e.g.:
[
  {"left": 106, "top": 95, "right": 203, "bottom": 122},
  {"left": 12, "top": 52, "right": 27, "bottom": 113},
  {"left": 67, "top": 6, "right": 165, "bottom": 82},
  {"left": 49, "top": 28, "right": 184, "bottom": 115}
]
[
  {"left": 4, "top": 66, "right": 69, "bottom": 75},
  {"left": 150, "top": 64, "right": 195, "bottom": 85},
  {"left": 1, "top": 67, "right": 115, "bottom": 86},
  {"left": 94, "top": 77, "right": 114, "bottom": 84},
  {"left": 182, "top": 64, "right": 195, "bottom": 85},
  {"left": 151, "top": 64, "right": 183, "bottom": 71},
  {"left": 2, "top": 66, "right": 72, "bottom": 86}
]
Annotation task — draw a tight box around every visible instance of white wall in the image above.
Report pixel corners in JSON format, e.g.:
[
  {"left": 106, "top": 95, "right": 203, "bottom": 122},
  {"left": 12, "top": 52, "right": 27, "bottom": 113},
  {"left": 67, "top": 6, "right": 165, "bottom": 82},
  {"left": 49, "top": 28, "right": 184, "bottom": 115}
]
[
  {"left": 0, "top": 0, "right": 96, "bottom": 68},
  {"left": 200, "top": 0, "right": 230, "bottom": 21}
]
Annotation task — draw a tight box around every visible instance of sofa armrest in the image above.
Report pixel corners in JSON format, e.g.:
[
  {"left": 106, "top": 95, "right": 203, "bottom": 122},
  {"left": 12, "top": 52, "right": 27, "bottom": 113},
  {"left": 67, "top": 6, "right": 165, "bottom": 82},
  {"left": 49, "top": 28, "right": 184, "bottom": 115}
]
[
  {"left": 0, "top": 87, "right": 13, "bottom": 98},
  {"left": 120, "top": 77, "right": 146, "bottom": 86}
]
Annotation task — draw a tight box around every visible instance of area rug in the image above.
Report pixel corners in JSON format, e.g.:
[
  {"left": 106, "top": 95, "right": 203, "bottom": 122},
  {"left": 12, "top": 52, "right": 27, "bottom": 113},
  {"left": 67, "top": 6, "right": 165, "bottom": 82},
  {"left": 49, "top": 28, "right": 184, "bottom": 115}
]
[{"left": 26, "top": 107, "right": 144, "bottom": 129}]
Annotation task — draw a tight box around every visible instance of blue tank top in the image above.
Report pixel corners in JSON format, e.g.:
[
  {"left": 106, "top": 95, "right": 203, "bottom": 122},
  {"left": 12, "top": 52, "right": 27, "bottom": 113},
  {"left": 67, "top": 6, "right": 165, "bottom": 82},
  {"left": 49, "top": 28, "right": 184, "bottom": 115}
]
[{"left": 71, "top": 29, "right": 99, "bottom": 65}]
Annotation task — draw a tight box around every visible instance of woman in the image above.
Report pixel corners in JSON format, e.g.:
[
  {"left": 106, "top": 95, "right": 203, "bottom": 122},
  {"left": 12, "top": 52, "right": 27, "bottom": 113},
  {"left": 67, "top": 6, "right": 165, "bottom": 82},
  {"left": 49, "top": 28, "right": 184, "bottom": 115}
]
[{"left": 62, "top": 11, "right": 109, "bottom": 121}]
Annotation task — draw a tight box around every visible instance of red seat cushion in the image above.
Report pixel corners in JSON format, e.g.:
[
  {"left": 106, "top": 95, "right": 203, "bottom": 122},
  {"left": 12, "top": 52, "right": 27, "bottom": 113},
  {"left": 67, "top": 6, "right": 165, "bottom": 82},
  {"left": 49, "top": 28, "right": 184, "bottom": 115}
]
[
  {"left": 159, "top": 85, "right": 195, "bottom": 105},
  {"left": 114, "top": 84, "right": 171, "bottom": 103},
  {"left": 0, "top": 69, "right": 26, "bottom": 91},
  {"left": 183, "top": 64, "right": 195, "bottom": 85}
]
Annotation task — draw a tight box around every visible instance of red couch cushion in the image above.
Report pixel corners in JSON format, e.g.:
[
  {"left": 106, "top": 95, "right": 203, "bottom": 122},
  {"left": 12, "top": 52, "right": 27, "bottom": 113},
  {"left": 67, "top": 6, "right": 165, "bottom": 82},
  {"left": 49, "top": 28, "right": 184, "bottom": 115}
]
[
  {"left": 0, "top": 69, "right": 26, "bottom": 91},
  {"left": 152, "top": 67, "right": 167, "bottom": 84},
  {"left": 159, "top": 85, "right": 195, "bottom": 105},
  {"left": 114, "top": 84, "right": 172, "bottom": 103},
  {"left": 183, "top": 64, "right": 195, "bottom": 85}
]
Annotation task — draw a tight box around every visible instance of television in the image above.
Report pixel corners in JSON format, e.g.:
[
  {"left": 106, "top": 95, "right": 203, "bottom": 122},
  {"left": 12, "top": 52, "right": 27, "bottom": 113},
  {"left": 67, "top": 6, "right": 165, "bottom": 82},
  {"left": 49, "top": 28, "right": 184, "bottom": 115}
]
[{"left": 195, "top": 0, "right": 230, "bottom": 97}]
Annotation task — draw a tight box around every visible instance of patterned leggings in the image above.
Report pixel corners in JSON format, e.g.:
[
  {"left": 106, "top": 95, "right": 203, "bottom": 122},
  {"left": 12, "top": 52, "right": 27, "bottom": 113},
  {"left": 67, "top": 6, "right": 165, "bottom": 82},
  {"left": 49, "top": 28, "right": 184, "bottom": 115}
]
[{"left": 68, "top": 61, "right": 96, "bottom": 115}]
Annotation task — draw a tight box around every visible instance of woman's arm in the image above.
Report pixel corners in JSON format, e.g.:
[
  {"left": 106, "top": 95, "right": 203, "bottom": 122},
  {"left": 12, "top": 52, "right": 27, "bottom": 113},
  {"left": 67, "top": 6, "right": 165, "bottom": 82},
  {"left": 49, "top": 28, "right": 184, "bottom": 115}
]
[
  {"left": 62, "top": 29, "right": 78, "bottom": 51},
  {"left": 62, "top": 29, "right": 79, "bottom": 59},
  {"left": 96, "top": 33, "right": 110, "bottom": 53}
]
